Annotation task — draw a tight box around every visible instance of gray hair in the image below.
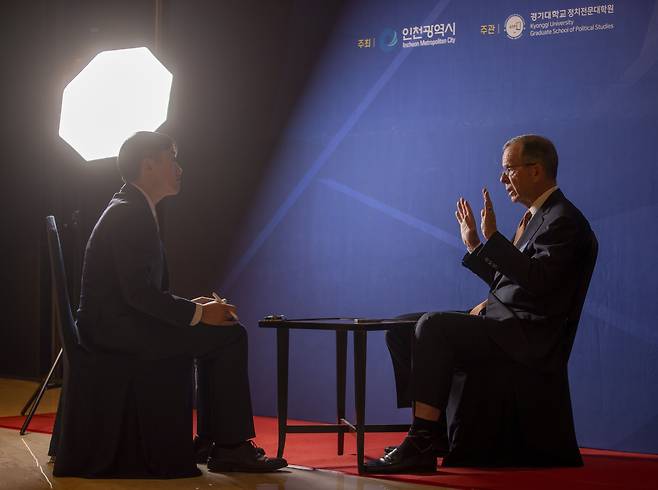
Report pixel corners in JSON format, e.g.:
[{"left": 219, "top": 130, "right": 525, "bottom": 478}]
[{"left": 503, "top": 134, "right": 558, "bottom": 179}]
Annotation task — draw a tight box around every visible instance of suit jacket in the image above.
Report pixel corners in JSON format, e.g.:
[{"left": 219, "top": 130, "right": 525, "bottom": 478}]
[
  {"left": 76, "top": 184, "right": 196, "bottom": 355},
  {"left": 462, "top": 189, "right": 592, "bottom": 370}
]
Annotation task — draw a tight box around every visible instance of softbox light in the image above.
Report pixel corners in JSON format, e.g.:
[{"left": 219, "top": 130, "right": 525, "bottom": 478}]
[{"left": 59, "top": 47, "right": 173, "bottom": 162}]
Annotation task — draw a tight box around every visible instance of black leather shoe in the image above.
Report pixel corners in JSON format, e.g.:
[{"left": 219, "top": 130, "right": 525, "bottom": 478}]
[
  {"left": 384, "top": 435, "right": 449, "bottom": 457},
  {"left": 365, "top": 435, "right": 437, "bottom": 474},
  {"left": 195, "top": 436, "right": 265, "bottom": 464},
  {"left": 207, "top": 441, "right": 288, "bottom": 473}
]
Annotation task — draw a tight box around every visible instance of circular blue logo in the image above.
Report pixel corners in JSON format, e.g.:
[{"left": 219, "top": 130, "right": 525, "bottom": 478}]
[{"left": 378, "top": 28, "right": 399, "bottom": 52}]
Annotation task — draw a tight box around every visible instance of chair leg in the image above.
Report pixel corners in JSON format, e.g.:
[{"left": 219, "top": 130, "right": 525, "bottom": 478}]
[
  {"left": 276, "top": 328, "right": 289, "bottom": 459},
  {"left": 353, "top": 330, "right": 367, "bottom": 473},
  {"left": 21, "top": 349, "right": 63, "bottom": 435},
  {"left": 20, "top": 384, "right": 41, "bottom": 416},
  {"left": 336, "top": 330, "right": 347, "bottom": 455}
]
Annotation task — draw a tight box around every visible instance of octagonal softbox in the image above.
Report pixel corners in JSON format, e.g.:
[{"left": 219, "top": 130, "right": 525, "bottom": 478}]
[{"left": 59, "top": 47, "right": 173, "bottom": 161}]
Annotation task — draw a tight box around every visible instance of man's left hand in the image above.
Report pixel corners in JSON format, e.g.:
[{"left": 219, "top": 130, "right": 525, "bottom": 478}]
[{"left": 480, "top": 188, "right": 497, "bottom": 240}]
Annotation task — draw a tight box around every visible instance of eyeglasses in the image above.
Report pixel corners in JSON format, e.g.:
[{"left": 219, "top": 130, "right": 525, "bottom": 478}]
[{"left": 500, "top": 162, "right": 537, "bottom": 177}]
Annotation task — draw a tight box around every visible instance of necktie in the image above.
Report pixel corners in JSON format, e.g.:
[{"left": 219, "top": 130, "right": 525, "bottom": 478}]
[
  {"left": 469, "top": 210, "right": 533, "bottom": 316},
  {"left": 513, "top": 210, "right": 533, "bottom": 247}
]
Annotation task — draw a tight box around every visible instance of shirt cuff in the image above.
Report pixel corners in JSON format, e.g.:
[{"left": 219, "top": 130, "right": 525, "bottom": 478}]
[
  {"left": 468, "top": 243, "right": 484, "bottom": 255},
  {"left": 190, "top": 303, "right": 203, "bottom": 326}
]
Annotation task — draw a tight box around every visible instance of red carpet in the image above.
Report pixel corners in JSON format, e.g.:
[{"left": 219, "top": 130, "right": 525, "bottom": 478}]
[{"left": 3, "top": 413, "right": 658, "bottom": 489}]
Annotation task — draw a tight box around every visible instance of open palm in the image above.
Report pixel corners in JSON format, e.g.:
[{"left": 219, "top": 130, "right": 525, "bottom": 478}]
[{"left": 455, "top": 197, "right": 481, "bottom": 251}]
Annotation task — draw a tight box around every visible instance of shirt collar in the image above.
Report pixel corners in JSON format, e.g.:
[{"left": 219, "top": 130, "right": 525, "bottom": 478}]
[
  {"left": 529, "top": 185, "right": 558, "bottom": 216},
  {"left": 130, "top": 183, "right": 159, "bottom": 229}
]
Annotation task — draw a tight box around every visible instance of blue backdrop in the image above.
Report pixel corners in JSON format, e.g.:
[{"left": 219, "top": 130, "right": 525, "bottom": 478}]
[{"left": 220, "top": 0, "right": 658, "bottom": 454}]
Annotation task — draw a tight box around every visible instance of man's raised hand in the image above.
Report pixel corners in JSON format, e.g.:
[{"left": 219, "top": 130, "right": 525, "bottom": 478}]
[
  {"left": 455, "top": 197, "right": 481, "bottom": 252},
  {"left": 480, "top": 188, "right": 497, "bottom": 240}
]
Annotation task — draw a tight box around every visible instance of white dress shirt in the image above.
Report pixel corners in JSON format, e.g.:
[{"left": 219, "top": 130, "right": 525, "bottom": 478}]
[{"left": 528, "top": 185, "right": 558, "bottom": 217}]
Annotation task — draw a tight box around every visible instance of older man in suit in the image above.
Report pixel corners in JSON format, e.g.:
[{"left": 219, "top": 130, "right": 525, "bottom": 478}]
[
  {"left": 75, "top": 131, "right": 287, "bottom": 474},
  {"left": 367, "top": 134, "right": 592, "bottom": 473}
]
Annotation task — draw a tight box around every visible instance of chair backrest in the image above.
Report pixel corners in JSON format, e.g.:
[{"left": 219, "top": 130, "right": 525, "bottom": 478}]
[
  {"left": 45, "top": 216, "right": 80, "bottom": 352},
  {"left": 563, "top": 231, "right": 598, "bottom": 360}
]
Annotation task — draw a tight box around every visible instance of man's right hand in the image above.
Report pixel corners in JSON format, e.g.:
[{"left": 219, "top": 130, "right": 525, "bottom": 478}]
[
  {"left": 200, "top": 301, "right": 239, "bottom": 326},
  {"left": 455, "top": 197, "right": 481, "bottom": 252}
]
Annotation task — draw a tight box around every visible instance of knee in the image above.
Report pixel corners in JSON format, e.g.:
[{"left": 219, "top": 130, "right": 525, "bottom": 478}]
[
  {"left": 414, "top": 312, "right": 447, "bottom": 343},
  {"left": 219, "top": 323, "right": 248, "bottom": 348}
]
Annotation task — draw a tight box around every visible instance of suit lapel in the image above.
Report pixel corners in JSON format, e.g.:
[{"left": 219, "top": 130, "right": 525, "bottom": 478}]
[
  {"left": 516, "top": 213, "right": 544, "bottom": 252},
  {"left": 120, "top": 184, "right": 160, "bottom": 237},
  {"left": 489, "top": 190, "right": 564, "bottom": 290},
  {"left": 516, "top": 189, "right": 563, "bottom": 251},
  {"left": 116, "top": 184, "right": 167, "bottom": 290},
  {"left": 489, "top": 215, "right": 541, "bottom": 290}
]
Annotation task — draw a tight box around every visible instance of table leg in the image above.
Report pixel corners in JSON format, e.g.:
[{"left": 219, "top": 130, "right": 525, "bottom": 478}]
[
  {"left": 336, "top": 330, "right": 347, "bottom": 455},
  {"left": 276, "top": 328, "right": 289, "bottom": 458},
  {"left": 353, "top": 330, "right": 367, "bottom": 473}
]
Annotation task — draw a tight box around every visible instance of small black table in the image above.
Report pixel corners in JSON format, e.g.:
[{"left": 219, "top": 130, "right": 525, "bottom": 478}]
[{"left": 258, "top": 317, "right": 415, "bottom": 473}]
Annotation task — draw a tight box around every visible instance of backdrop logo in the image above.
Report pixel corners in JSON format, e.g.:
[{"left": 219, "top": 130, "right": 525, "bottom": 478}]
[
  {"left": 357, "top": 22, "right": 456, "bottom": 51},
  {"left": 378, "top": 28, "right": 399, "bottom": 52},
  {"left": 505, "top": 14, "right": 525, "bottom": 39}
]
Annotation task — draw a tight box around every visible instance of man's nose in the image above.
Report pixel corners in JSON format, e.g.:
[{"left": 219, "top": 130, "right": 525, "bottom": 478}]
[{"left": 500, "top": 172, "right": 508, "bottom": 184}]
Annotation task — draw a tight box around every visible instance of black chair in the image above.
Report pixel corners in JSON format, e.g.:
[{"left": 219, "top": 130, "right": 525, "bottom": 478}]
[
  {"left": 45, "top": 216, "right": 200, "bottom": 478},
  {"left": 442, "top": 232, "right": 598, "bottom": 467}
]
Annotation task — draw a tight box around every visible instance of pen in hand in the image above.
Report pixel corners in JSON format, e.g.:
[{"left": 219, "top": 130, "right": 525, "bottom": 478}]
[{"left": 212, "top": 292, "right": 239, "bottom": 321}]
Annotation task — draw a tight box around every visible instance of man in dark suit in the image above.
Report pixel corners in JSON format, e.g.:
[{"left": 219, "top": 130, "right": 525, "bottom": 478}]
[
  {"left": 76, "top": 131, "right": 287, "bottom": 473},
  {"left": 366, "top": 134, "right": 592, "bottom": 473}
]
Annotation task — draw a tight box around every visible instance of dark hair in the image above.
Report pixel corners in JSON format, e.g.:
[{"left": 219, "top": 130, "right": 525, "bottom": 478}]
[
  {"left": 116, "top": 131, "right": 175, "bottom": 183},
  {"left": 503, "top": 134, "right": 558, "bottom": 179}
]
